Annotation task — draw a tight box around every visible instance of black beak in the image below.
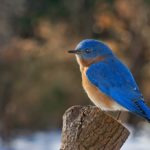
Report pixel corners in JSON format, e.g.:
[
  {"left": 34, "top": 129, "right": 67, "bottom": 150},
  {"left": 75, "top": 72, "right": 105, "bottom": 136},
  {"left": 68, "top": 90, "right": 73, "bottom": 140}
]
[{"left": 68, "top": 50, "right": 82, "bottom": 54}]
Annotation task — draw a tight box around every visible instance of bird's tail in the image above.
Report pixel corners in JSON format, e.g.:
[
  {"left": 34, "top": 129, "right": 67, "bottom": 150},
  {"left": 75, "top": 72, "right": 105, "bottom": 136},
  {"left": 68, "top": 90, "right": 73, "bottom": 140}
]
[{"left": 136, "top": 100, "right": 150, "bottom": 122}]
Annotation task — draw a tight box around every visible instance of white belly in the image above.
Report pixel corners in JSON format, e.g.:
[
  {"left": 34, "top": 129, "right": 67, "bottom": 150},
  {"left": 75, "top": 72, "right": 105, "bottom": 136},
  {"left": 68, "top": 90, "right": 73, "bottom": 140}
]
[{"left": 86, "top": 89, "right": 126, "bottom": 111}]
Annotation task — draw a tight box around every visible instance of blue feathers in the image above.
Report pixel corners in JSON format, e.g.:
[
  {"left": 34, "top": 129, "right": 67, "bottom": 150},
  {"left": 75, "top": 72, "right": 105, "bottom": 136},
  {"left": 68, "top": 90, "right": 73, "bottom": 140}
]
[
  {"left": 75, "top": 39, "right": 113, "bottom": 59},
  {"left": 70, "top": 39, "right": 150, "bottom": 122},
  {"left": 86, "top": 56, "right": 150, "bottom": 121}
]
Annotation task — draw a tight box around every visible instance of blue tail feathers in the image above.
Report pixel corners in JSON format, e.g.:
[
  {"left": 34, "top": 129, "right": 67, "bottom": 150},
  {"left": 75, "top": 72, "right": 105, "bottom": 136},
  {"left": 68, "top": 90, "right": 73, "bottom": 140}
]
[{"left": 134, "top": 100, "right": 150, "bottom": 122}]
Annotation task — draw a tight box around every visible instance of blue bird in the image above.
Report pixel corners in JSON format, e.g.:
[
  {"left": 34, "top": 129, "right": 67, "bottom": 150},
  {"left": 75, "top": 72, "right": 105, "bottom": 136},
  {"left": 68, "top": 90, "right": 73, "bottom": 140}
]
[{"left": 68, "top": 39, "right": 150, "bottom": 122}]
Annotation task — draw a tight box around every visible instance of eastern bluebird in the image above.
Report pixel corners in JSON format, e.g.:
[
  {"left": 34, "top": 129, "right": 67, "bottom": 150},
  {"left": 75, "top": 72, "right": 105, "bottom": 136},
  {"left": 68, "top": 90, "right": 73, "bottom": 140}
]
[{"left": 68, "top": 39, "right": 150, "bottom": 122}]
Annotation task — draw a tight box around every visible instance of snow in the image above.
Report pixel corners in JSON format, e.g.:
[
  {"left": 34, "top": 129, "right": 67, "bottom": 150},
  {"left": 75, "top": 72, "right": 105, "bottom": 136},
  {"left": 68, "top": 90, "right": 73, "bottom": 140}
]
[
  {"left": 0, "top": 125, "right": 150, "bottom": 150},
  {"left": 122, "top": 124, "right": 150, "bottom": 150}
]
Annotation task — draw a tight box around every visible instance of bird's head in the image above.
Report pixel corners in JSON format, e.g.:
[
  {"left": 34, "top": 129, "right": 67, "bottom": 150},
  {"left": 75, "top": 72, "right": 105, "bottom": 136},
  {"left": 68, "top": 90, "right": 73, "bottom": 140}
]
[{"left": 68, "top": 39, "right": 113, "bottom": 66}]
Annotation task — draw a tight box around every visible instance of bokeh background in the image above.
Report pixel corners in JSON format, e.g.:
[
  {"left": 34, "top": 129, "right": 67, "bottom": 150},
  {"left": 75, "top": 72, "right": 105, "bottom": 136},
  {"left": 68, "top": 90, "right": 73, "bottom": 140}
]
[{"left": 0, "top": 0, "right": 150, "bottom": 149}]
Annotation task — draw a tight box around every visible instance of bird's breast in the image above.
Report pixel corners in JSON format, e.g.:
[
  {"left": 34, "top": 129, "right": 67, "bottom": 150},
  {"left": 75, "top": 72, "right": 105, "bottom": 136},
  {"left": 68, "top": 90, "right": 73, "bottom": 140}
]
[{"left": 81, "top": 67, "right": 125, "bottom": 110}]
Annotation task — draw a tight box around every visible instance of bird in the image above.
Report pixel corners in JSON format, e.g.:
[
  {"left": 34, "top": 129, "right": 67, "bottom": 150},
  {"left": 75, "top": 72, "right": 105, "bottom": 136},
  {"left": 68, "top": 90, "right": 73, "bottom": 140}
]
[{"left": 68, "top": 39, "right": 150, "bottom": 122}]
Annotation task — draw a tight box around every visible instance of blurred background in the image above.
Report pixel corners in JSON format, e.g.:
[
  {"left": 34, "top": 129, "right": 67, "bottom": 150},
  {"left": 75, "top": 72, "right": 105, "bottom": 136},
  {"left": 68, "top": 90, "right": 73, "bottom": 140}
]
[{"left": 0, "top": 0, "right": 150, "bottom": 149}]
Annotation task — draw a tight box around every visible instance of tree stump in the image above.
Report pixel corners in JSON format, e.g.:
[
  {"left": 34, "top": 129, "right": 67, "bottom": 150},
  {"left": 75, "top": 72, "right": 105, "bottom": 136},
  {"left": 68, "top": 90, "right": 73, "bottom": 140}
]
[{"left": 60, "top": 105, "right": 130, "bottom": 150}]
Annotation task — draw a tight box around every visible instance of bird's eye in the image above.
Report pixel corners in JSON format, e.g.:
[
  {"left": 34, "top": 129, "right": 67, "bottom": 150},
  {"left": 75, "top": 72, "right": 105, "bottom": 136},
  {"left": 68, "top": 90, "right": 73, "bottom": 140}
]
[{"left": 85, "top": 49, "right": 92, "bottom": 53}]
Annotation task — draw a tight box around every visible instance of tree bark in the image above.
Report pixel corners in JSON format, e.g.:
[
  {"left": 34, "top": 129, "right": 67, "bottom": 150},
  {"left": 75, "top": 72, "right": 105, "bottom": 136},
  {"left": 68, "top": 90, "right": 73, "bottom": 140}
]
[{"left": 60, "top": 105, "right": 130, "bottom": 150}]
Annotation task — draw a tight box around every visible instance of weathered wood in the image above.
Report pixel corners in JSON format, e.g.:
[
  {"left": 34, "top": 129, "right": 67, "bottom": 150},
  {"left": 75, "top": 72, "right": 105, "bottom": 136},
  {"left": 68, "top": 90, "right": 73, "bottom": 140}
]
[{"left": 60, "top": 105, "right": 130, "bottom": 150}]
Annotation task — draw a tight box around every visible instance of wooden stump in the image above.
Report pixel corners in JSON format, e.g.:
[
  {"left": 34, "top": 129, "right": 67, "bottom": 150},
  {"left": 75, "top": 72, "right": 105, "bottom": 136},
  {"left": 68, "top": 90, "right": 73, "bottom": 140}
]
[{"left": 60, "top": 105, "right": 130, "bottom": 150}]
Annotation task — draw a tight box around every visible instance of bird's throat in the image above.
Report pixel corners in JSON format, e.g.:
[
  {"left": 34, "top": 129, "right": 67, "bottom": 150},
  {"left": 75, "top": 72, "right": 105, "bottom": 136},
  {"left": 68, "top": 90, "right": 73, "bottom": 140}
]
[{"left": 76, "top": 55, "right": 107, "bottom": 71}]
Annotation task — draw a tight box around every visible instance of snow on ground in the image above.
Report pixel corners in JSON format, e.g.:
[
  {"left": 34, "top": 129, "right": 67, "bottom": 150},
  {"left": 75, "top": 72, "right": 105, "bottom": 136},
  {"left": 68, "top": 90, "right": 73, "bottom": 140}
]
[
  {"left": 122, "top": 124, "right": 150, "bottom": 150},
  {"left": 0, "top": 131, "right": 61, "bottom": 150},
  {"left": 0, "top": 124, "right": 150, "bottom": 150}
]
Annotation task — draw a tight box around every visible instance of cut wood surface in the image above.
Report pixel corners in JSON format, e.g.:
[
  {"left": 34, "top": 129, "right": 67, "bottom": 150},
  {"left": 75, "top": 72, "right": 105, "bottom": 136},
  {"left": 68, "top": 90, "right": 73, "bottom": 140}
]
[{"left": 60, "top": 105, "right": 130, "bottom": 150}]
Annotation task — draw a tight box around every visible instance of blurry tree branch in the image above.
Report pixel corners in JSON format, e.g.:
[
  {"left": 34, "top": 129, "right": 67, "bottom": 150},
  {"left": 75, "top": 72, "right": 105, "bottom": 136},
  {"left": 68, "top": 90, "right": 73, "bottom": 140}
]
[
  {"left": 61, "top": 105, "right": 130, "bottom": 150},
  {"left": 0, "top": 0, "right": 25, "bottom": 45}
]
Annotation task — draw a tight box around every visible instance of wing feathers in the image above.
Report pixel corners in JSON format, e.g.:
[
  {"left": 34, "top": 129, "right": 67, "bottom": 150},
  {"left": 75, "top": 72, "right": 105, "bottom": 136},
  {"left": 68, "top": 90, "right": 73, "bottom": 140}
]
[{"left": 86, "top": 56, "right": 150, "bottom": 120}]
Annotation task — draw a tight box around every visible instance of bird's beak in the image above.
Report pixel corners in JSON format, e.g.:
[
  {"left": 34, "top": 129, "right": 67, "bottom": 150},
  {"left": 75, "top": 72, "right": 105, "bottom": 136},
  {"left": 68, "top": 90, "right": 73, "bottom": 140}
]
[{"left": 68, "top": 50, "right": 82, "bottom": 54}]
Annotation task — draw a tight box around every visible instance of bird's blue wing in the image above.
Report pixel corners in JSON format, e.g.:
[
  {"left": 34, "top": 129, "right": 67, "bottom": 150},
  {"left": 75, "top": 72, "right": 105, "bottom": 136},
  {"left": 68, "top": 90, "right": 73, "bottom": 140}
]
[{"left": 86, "top": 56, "right": 150, "bottom": 120}]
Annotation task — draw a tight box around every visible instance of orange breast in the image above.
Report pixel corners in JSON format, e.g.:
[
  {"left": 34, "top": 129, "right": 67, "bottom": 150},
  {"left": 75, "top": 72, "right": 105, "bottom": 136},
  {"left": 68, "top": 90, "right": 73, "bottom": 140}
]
[
  {"left": 76, "top": 55, "right": 126, "bottom": 110},
  {"left": 81, "top": 67, "right": 125, "bottom": 110}
]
